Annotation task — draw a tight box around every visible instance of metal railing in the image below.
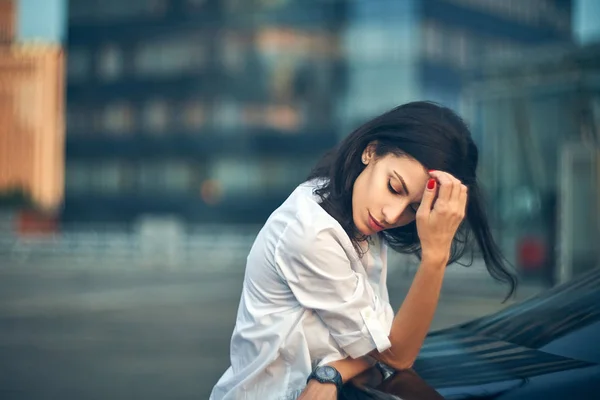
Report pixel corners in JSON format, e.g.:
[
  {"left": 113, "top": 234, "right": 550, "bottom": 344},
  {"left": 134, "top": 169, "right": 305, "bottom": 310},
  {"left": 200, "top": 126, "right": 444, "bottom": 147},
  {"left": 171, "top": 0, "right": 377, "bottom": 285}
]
[{"left": 0, "top": 225, "right": 262, "bottom": 270}]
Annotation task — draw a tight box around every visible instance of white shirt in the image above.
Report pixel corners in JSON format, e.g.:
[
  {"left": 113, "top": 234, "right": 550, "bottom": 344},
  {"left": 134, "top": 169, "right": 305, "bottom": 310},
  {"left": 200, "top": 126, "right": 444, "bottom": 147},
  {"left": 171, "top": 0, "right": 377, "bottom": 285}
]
[{"left": 210, "top": 180, "right": 395, "bottom": 400}]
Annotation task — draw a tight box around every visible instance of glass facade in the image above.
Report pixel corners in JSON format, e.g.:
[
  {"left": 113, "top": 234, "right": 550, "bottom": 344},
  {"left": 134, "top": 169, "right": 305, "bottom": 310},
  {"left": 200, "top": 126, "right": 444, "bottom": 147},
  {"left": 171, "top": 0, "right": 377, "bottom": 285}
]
[
  {"left": 340, "top": 0, "right": 420, "bottom": 129},
  {"left": 462, "top": 44, "right": 599, "bottom": 277},
  {"left": 64, "top": 0, "right": 574, "bottom": 225}
]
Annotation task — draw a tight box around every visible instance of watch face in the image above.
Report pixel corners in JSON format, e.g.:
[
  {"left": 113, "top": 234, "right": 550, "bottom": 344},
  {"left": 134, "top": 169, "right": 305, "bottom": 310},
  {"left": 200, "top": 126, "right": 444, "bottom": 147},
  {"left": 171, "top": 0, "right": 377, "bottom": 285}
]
[{"left": 316, "top": 366, "right": 337, "bottom": 380}]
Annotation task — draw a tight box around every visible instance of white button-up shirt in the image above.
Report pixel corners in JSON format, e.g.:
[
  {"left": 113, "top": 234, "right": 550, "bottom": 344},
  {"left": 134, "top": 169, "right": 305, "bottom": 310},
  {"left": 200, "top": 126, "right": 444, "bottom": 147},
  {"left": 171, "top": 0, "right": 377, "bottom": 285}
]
[{"left": 210, "top": 180, "right": 395, "bottom": 400}]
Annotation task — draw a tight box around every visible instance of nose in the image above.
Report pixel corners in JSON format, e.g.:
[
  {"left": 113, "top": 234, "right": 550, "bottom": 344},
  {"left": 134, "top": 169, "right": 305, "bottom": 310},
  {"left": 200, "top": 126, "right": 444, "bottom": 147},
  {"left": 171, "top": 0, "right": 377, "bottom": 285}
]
[{"left": 381, "top": 201, "right": 408, "bottom": 227}]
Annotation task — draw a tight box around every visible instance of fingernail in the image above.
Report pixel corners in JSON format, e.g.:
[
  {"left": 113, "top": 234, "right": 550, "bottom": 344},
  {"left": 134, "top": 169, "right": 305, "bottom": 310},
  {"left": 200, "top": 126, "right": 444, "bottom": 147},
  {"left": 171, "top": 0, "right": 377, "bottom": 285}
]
[
  {"left": 428, "top": 169, "right": 434, "bottom": 172},
  {"left": 427, "top": 178, "right": 436, "bottom": 190}
]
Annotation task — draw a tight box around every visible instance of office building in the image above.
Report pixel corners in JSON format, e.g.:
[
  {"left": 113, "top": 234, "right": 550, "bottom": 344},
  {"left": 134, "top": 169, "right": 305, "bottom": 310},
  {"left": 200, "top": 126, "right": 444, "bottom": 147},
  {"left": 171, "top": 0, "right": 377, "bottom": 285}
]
[
  {"left": 341, "top": 0, "right": 573, "bottom": 127},
  {"left": 65, "top": 0, "right": 345, "bottom": 224},
  {"left": 64, "top": 0, "right": 573, "bottom": 225},
  {"left": 462, "top": 42, "right": 600, "bottom": 281}
]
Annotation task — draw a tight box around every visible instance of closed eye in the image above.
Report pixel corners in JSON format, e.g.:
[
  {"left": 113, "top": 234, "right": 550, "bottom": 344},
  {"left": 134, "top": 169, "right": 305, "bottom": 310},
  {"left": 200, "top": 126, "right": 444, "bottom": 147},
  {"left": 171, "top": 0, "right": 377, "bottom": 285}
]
[
  {"left": 388, "top": 181, "right": 399, "bottom": 195},
  {"left": 389, "top": 181, "right": 418, "bottom": 214}
]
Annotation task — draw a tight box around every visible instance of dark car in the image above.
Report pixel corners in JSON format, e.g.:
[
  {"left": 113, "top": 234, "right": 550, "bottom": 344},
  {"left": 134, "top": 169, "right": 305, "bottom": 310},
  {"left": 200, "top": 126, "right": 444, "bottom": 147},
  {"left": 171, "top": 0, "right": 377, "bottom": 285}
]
[{"left": 341, "top": 267, "right": 600, "bottom": 399}]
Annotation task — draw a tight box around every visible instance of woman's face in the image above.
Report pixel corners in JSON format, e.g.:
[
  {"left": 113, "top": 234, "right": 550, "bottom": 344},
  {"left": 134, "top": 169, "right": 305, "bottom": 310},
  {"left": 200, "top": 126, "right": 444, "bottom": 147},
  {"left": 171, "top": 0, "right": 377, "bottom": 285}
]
[{"left": 352, "top": 147, "right": 430, "bottom": 236}]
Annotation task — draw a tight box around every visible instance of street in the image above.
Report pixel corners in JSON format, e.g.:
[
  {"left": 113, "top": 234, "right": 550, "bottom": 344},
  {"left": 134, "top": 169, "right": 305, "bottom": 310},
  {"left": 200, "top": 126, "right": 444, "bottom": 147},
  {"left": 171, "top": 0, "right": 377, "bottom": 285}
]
[{"left": 0, "top": 258, "right": 543, "bottom": 399}]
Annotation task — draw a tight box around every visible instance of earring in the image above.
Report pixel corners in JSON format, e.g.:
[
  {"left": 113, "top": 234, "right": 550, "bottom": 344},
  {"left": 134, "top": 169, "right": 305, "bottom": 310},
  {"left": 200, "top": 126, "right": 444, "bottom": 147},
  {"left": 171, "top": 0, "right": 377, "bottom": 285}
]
[{"left": 362, "top": 157, "right": 367, "bottom": 164}]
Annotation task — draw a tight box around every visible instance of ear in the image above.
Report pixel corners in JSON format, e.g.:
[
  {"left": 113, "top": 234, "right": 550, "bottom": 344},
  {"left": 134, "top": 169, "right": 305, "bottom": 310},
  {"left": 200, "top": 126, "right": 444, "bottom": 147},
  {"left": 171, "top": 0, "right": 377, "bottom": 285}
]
[{"left": 361, "top": 141, "right": 377, "bottom": 165}]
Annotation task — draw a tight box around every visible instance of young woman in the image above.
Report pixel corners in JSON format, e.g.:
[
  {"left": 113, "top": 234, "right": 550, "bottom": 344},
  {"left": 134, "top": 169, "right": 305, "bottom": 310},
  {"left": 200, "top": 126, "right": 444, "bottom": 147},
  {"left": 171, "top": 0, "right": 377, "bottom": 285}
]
[{"left": 210, "top": 101, "right": 516, "bottom": 400}]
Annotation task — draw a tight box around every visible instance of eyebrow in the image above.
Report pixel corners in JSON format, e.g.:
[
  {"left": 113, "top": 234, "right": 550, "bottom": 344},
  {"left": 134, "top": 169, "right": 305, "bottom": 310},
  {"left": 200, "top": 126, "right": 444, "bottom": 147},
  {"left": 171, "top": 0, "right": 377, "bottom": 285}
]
[{"left": 393, "top": 170, "right": 410, "bottom": 196}]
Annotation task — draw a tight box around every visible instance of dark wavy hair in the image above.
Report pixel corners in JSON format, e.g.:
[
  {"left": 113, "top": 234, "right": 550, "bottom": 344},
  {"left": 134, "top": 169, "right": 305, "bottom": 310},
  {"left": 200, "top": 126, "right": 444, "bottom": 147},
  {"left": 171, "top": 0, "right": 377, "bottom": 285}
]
[{"left": 308, "top": 101, "right": 517, "bottom": 298}]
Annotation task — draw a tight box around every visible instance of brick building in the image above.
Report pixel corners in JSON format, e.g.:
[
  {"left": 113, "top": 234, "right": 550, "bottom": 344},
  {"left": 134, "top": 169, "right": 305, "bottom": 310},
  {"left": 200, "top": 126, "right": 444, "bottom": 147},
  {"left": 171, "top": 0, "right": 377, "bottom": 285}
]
[{"left": 0, "top": 0, "right": 65, "bottom": 213}]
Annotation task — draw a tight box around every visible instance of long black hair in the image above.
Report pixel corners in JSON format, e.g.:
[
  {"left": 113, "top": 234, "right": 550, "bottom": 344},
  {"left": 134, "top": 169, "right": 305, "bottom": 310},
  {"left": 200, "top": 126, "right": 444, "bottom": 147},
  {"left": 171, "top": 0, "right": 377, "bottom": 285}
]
[{"left": 308, "top": 101, "right": 517, "bottom": 299}]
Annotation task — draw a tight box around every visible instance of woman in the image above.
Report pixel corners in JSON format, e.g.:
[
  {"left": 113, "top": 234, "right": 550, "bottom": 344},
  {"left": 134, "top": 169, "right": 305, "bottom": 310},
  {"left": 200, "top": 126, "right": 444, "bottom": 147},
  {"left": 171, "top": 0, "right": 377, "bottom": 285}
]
[{"left": 210, "top": 102, "right": 516, "bottom": 399}]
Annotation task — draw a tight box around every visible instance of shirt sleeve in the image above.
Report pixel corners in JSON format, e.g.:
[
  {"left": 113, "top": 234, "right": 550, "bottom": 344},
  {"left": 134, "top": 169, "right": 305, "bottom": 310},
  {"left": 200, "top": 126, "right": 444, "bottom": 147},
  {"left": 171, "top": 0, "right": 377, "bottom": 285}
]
[{"left": 274, "top": 218, "right": 392, "bottom": 359}]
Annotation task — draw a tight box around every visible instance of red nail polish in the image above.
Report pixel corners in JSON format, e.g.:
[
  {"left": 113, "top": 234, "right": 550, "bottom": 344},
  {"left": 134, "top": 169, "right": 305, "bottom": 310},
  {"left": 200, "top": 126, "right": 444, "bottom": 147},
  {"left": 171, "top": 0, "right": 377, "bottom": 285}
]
[{"left": 427, "top": 179, "right": 436, "bottom": 190}]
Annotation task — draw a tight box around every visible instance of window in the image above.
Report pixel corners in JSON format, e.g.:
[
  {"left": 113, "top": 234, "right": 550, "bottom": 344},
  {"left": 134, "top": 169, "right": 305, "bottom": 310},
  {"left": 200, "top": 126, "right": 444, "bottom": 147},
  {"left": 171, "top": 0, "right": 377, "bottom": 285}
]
[
  {"left": 242, "top": 104, "right": 264, "bottom": 127},
  {"left": 141, "top": 99, "right": 169, "bottom": 134},
  {"left": 137, "top": 162, "right": 194, "bottom": 193},
  {"left": 138, "top": 163, "right": 162, "bottom": 193},
  {"left": 164, "top": 162, "right": 194, "bottom": 193},
  {"left": 65, "top": 163, "right": 91, "bottom": 194},
  {"left": 260, "top": 157, "right": 310, "bottom": 190},
  {"left": 454, "top": 29, "right": 470, "bottom": 68},
  {"left": 361, "top": 28, "right": 392, "bottom": 61},
  {"left": 239, "top": 104, "right": 301, "bottom": 131},
  {"left": 422, "top": 21, "right": 474, "bottom": 69},
  {"left": 209, "top": 157, "right": 312, "bottom": 197},
  {"left": 93, "top": 162, "right": 122, "bottom": 194},
  {"left": 345, "top": 64, "right": 418, "bottom": 118},
  {"left": 255, "top": 27, "right": 342, "bottom": 62},
  {"left": 182, "top": 100, "right": 206, "bottom": 131},
  {"left": 213, "top": 99, "right": 242, "bottom": 130},
  {"left": 221, "top": 32, "right": 247, "bottom": 73},
  {"left": 103, "top": 102, "right": 134, "bottom": 134},
  {"left": 264, "top": 104, "right": 300, "bottom": 131},
  {"left": 443, "top": 27, "right": 470, "bottom": 69},
  {"left": 209, "top": 158, "right": 262, "bottom": 196},
  {"left": 97, "top": 44, "right": 124, "bottom": 81},
  {"left": 134, "top": 36, "right": 206, "bottom": 77},
  {"left": 422, "top": 20, "right": 444, "bottom": 62}
]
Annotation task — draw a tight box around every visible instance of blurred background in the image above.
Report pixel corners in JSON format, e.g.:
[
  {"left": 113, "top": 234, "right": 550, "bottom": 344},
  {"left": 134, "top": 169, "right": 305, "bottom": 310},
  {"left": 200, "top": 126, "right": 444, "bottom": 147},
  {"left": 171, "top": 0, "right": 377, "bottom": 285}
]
[{"left": 0, "top": 0, "right": 598, "bottom": 399}]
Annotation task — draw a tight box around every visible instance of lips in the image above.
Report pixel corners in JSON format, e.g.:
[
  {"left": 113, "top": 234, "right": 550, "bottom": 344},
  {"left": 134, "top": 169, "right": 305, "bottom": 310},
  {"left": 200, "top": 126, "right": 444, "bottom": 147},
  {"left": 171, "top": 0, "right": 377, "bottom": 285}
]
[{"left": 368, "top": 213, "right": 385, "bottom": 232}]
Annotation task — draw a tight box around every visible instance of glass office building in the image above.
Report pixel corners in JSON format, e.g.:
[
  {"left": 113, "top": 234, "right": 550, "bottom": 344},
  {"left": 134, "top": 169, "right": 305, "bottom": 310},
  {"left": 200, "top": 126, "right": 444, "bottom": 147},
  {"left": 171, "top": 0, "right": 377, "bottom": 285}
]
[{"left": 63, "top": 0, "right": 573, "bottom": 225}]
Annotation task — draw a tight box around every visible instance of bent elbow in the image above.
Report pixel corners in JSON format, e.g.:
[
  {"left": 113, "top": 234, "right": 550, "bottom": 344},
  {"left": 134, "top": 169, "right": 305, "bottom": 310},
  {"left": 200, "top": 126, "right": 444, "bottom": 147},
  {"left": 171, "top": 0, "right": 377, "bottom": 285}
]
[
  {"left": 386, "top": 359, "right": 414, "bottom": 371},
  {"left": 377, "top": 346, "right": 415, "bottom": 371}
]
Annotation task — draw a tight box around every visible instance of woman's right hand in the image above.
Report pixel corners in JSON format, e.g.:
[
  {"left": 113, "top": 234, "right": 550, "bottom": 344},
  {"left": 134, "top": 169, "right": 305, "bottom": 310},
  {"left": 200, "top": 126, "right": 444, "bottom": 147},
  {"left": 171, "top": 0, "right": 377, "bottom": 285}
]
[{"left": 416, "top": 170, "right": 468, "bottom": 265}]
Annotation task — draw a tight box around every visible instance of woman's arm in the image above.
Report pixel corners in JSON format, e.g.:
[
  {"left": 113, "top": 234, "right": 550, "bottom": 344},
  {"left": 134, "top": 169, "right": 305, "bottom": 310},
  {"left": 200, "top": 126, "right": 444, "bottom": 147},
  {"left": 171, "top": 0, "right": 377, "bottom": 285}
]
[
  {"left": 302, "top": 255, "right": 446, "bottom": 396},
  {"left": 370, "top": 256, "right": 446, "bottom": 370},
  {"left": 301, "top": 253, "right": 446, "bottom": 400},
  {"left": 372, "top": 171, "right": 466, "bottom": 370},
  {"left": 298, "top": 263, "right": 444, "bottom": 399}
]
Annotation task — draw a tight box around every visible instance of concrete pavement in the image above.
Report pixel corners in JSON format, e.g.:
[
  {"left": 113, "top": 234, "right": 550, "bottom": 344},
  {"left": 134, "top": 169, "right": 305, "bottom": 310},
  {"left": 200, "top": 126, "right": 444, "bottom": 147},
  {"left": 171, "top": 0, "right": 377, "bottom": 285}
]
[{"left": 0, "top": 258, "right": 545, "bottom": 399}]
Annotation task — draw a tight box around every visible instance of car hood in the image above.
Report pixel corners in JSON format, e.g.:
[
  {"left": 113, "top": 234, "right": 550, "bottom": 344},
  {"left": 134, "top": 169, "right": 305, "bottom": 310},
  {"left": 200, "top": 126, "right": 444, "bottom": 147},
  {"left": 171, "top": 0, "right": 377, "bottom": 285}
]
[{"left": 342, "top": 268, "right": 600, "bottom": 399}]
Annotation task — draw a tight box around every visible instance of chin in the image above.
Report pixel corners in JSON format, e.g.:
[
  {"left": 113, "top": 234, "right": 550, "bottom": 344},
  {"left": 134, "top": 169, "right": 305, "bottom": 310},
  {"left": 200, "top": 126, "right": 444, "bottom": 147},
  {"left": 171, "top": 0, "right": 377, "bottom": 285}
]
[
  {"left": 352, "top": 219, "right": 369, "bottom": 237},
  {"left": 360, "top": 224, "right": 375, "bottom": 237}
]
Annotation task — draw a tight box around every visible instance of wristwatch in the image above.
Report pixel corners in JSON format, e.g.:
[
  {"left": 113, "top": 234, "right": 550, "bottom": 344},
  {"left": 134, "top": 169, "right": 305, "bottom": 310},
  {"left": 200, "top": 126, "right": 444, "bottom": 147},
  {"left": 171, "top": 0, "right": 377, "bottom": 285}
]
[{"left": 307, "top": 365, "right": 343, "bottom": 393}]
